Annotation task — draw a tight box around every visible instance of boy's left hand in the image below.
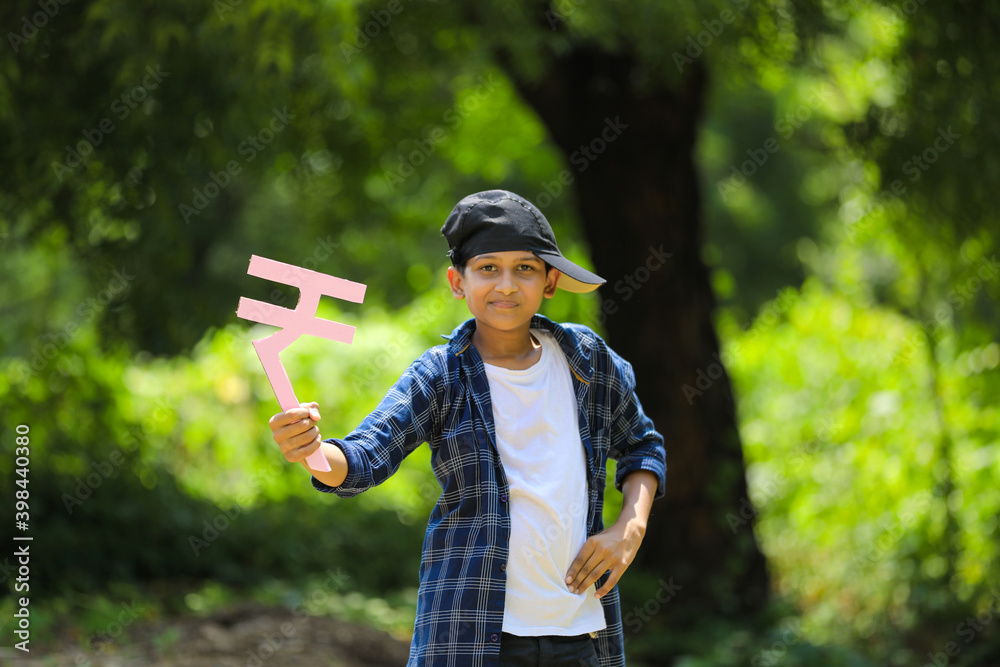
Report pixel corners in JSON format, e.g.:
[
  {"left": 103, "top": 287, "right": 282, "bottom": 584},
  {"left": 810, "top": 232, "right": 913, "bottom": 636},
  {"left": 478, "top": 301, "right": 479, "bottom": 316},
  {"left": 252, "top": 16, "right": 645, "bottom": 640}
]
[
  {"left": 564, "top": 469, "right": 658, "bottom": 600},
  {"left": 564, "top": 518, "right": 646, "bottom": 600}
]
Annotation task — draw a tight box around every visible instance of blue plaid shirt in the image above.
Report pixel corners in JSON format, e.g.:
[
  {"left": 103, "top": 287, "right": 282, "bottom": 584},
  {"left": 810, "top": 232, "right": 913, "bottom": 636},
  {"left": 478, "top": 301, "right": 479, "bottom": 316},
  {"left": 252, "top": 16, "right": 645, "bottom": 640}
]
[{"left": 312, "top": 314, "right": 666, "bottom": 666}]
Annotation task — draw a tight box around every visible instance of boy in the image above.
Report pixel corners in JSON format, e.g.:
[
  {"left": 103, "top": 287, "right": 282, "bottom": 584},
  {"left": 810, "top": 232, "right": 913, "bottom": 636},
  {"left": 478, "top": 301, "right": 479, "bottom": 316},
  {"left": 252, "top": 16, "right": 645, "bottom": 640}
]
[{"left": 269, "top": 190, "right": 666, "bottom": 666}]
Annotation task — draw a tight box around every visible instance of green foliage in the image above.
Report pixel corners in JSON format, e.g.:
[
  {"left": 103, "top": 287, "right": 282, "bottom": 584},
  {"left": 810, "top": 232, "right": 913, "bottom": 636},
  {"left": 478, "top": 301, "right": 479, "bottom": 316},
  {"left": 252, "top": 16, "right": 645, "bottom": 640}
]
[{"left": 723, "top": 274, "right": 1000, "bottom": 664}]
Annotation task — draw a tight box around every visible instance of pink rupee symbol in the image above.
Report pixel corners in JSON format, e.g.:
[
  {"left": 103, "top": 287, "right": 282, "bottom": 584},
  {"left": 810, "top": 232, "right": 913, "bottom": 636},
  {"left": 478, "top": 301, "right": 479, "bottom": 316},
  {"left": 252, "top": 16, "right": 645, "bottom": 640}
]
[{"left": 236, "top": 254, "right": 366, "bottom": 472}]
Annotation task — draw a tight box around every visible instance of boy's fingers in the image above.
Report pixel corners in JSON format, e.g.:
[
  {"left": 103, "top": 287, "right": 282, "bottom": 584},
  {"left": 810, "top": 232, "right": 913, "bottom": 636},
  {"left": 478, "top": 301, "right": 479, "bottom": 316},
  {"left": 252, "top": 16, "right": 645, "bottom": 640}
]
[
  {"left": 290, "top": 437, "right": 322, "bottom": 462},
  {"left": 272, "top": 421, "right": 321, "bottom": 461},
  {"left": 574, "top": 557, "right": 612, "bottom": 595},
  {"left": 272, "top": 416, "right": 316, "bottom": 439},
  {"left": 269, "top": 407, "right": 313, "bottom": 430},
  {"left": 302, "top": 401, "right": 322, "bottom": 421},
  {"left": 595, "top": 569, "right": 623, "bottom": 600},
  {"left": 566, "top": 544, "right": 605, "bottom": 593},
  {"left": 565, "top": 543, "right": 595, "bottom": 586},
  {"left": 281, "top": 428, "right": 322, "bottom": 461},
  {"left": 265, "top": 400, "right": 323, "bottom": 460},
  {"left": 288, "top": 425, "right": 321, "bottom": 447},
  {"left": 572, "top": 557, "right": 601, "bottom": 590}
]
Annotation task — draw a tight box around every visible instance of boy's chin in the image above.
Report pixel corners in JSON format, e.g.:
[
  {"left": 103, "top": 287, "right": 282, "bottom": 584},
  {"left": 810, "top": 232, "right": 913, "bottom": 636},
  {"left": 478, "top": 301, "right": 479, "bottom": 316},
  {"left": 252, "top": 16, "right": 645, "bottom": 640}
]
[{"left": 471, "top": 312, "right": 535, "bottom": 330}]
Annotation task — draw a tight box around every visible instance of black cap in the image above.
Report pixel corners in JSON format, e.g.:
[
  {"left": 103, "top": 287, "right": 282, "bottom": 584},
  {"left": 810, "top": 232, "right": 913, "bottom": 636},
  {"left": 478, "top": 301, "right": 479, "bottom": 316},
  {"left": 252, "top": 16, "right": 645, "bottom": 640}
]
[{"left": 440, "top": 190, "right": 605, "bottom": 293}]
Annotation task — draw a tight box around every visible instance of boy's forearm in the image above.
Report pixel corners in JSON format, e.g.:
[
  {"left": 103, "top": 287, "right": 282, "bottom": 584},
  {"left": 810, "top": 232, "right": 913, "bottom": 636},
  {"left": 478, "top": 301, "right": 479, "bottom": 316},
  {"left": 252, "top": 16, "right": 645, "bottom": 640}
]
[
  {"left": 566, "top": 469, "right": 659, "bottom": 597},
  {"left": 299, "top": 440, "right": 349, "bottom": 488},
  {"left": 615, "top": 470, "right": 659, "bottom": 532}
]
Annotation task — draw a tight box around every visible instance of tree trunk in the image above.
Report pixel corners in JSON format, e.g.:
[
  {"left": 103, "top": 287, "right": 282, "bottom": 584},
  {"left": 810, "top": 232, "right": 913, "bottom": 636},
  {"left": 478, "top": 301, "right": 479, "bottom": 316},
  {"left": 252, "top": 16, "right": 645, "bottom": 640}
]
[{"left": 505, "top": 46, "right": 771, "bottom": 650}]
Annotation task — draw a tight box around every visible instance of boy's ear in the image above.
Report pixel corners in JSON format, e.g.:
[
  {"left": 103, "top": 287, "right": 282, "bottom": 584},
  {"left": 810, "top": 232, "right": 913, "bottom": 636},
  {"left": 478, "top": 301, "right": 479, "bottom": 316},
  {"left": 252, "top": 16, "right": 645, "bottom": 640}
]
[
  {"left": 543, "top": 267, "right": 561, "bottom": 298},
  {"left": 447, "top": 266, "right": 465, "bottom": 299}
]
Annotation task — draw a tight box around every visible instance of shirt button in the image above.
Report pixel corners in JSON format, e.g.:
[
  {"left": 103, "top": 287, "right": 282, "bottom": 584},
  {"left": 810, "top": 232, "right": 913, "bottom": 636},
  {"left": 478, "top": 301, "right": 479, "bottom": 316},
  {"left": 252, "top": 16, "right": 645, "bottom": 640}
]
[
  {"left": 499, "top": 562, "right": 506, "bottom": 572},
  {"left": 491, "top": 633, "right": 499, "bottom": 642},
  {"left": 500, "top": 493, "right": 508, "bottom": 502}
]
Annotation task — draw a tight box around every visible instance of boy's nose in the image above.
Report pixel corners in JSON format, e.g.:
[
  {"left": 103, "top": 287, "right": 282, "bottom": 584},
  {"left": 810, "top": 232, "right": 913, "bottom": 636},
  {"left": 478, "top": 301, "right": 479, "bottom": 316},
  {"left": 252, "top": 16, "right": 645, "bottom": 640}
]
[{"left": 495, "top": 271, "right": 518, "bottom": 294}]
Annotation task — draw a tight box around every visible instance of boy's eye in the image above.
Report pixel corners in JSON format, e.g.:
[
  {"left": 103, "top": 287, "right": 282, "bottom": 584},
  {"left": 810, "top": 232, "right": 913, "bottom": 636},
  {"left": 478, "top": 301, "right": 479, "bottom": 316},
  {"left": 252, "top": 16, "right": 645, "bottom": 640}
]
[{"left": 475, "top": 263, "right": 537, "bottom": 272}]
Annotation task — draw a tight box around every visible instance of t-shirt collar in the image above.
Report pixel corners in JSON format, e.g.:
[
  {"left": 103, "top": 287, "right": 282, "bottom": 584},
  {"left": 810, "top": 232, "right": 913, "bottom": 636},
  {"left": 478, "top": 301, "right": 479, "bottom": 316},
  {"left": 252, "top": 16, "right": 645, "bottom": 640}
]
[{"left": 441, "top": 314, "right": 592, "bottom": 383}]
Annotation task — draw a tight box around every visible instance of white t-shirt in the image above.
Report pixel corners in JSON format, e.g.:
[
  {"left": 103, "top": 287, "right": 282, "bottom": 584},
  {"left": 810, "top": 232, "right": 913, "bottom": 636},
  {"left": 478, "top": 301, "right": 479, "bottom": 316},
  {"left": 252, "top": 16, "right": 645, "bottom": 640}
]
[{"left": 482, "top": 328, "right": 607, "bottom": 636}]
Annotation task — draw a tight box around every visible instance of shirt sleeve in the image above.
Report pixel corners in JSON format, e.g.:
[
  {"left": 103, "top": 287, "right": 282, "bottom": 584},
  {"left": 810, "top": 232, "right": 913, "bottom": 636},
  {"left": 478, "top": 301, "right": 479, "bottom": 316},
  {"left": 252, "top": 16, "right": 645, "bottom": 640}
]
[
  {"left": 311, "top": 353, "right": 442, "bottom": 499},
  {"left": 604, "top": 343, "right": 667, "bottom": 500}
]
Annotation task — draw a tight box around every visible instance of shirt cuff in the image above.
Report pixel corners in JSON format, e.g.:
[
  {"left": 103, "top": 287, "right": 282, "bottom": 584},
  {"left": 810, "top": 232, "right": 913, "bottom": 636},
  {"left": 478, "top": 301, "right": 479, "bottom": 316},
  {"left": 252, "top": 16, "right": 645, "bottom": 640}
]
[
  {"left": 614, "top": 447, "right": 667, "bottom": 501},
  {"left": 309, "top": 438, "right": 369, "bottom": 499}
]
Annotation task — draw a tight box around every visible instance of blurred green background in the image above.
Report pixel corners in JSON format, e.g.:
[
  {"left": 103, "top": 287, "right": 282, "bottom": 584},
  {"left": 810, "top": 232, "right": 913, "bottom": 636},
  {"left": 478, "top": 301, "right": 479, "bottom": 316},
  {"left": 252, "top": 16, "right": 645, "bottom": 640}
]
[{"left": 1, "top": 0, "right": 998, "bottom": 665}]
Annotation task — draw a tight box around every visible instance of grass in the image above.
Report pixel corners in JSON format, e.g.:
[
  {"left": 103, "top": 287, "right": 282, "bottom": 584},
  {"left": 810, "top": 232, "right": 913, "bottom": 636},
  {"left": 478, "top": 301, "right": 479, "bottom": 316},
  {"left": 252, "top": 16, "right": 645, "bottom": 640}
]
[{"left": 0, "top": 574, "right": 418, "bottom": 656}]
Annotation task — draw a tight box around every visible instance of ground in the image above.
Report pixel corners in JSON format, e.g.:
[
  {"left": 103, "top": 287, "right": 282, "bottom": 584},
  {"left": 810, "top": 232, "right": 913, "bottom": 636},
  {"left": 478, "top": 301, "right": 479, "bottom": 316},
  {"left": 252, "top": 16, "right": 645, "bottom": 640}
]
[{"left": 2, "top": 601, "right": 412, "bottom": 667}]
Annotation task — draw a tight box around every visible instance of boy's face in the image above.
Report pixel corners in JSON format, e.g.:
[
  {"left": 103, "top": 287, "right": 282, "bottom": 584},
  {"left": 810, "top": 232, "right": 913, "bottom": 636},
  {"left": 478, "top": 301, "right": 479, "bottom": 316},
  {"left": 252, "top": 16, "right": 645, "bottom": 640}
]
[{"left": 447, "top": 250, "right": 560, "bottom": 335}]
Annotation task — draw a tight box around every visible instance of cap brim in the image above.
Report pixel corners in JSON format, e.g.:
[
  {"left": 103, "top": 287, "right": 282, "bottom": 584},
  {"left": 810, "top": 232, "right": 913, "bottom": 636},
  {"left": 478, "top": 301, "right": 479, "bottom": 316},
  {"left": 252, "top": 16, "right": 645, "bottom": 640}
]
[{"left": 534, "top": 251, "right": 605, "bottom": 293}]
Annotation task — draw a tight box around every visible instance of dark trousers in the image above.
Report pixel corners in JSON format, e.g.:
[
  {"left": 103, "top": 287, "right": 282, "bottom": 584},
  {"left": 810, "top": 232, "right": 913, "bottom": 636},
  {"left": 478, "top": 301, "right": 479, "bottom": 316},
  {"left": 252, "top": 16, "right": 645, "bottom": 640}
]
[{"left": 498, "top": 632, "right": 600, "bottom": 666}]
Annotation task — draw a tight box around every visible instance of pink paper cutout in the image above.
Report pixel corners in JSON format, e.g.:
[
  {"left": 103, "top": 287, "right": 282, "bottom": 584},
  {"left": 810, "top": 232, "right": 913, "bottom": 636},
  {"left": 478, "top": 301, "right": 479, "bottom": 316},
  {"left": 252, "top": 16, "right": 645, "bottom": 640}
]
[{"left": 236, "top": 254, "right": 366, "bottom": 472}]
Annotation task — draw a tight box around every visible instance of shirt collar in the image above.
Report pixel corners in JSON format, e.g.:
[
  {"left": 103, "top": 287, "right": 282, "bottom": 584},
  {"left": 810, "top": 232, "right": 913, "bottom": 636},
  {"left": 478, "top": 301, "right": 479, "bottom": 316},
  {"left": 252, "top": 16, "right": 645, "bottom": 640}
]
[{"left": 441, "top": 314, "right": 593, "bottom": 383}]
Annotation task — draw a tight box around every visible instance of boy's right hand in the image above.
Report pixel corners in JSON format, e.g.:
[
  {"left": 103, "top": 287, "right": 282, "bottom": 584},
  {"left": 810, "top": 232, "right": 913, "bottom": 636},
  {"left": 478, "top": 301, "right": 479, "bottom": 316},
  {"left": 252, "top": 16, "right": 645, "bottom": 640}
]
[{"left": 269, "top": 401, "right": 324, "bottom": 463}]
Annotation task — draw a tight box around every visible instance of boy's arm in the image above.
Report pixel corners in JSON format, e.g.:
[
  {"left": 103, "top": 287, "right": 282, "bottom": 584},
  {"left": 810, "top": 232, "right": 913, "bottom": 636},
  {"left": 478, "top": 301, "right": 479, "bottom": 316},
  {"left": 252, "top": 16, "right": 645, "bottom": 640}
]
[
  {"left": 606, "top": 345, "right": 667, "bottom": 499},
  {"left": 564, "top": 335, "right": 666, "bottom": 598},
  {"left": 315, "top": 355, "right": 443, "bottom": 498},
  {"left": 564, "top": 470, "right": 658, "bottom": 599},
  {"left": 298, "top": 441, "right": 349, "bottom": 487},
  {"left": 269, "top": 354, "right": 442, "bottom": 498}
]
